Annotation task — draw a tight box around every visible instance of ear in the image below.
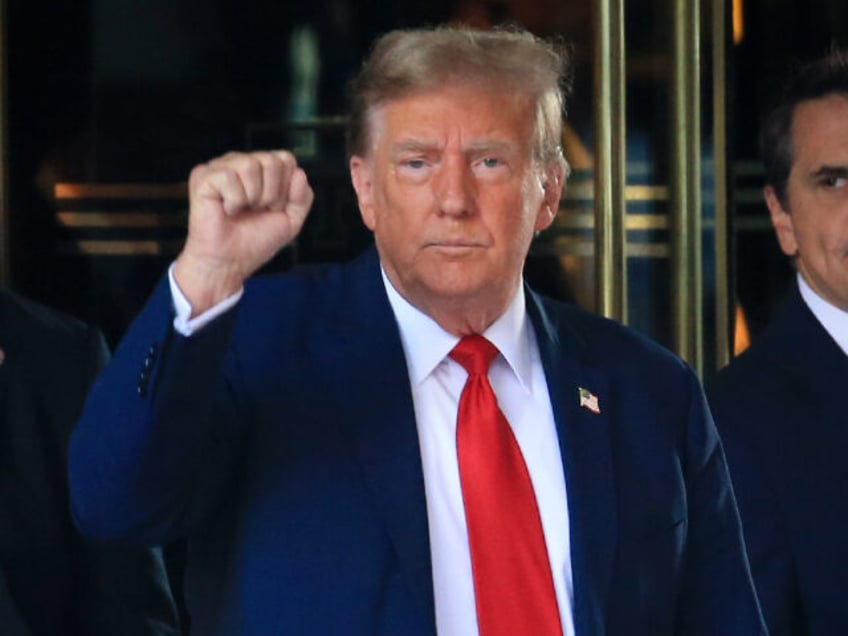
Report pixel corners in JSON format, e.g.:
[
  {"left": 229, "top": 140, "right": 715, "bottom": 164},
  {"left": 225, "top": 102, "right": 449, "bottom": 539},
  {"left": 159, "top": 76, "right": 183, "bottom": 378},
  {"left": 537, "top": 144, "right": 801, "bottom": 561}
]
[
  {"left": 764, "top": 184, "right": 798, "bottom": 257},
  {"left": 350, "top": 156, "right": 376, "bottom": 231},
  {"left": 534, "top": 162, "right": 565, "bottom": 232}
]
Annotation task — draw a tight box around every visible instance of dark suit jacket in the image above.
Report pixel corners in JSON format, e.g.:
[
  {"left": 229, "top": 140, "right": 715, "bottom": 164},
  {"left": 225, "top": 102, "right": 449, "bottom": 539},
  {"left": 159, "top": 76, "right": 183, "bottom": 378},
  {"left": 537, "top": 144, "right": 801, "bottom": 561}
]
[
  {"left": 69, "top": 248, "right": 765, "bottom": 635},
  {"left": 0, "top": 289, "right": 181, "bottom": 635},
  {"left": 709, "top": 283, "right": 848, "bottom": 636}
]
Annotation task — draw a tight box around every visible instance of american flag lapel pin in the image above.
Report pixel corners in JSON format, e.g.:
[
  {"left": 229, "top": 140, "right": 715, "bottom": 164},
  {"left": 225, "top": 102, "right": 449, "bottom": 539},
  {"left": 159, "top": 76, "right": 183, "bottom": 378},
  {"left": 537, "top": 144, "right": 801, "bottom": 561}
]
[{"left": 578, "top": 386, "right": 600, "bottom": 414}]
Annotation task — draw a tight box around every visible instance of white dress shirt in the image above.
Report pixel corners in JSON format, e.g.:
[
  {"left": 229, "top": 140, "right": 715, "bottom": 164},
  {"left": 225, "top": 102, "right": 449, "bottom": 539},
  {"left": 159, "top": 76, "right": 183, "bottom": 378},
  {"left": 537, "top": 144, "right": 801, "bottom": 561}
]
[
  {"left": 382, "top": 272, "right": 575, "bottom": 636},
  {"left": 169, "top": 265, "right": 575, "bottom": 636},
  {"left": 797, "top": 273, "right": 848, "bottom": 357}
]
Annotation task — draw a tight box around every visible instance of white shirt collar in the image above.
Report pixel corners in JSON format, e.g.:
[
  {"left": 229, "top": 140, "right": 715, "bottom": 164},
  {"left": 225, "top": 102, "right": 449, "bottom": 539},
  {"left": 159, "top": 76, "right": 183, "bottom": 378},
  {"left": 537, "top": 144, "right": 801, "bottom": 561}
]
[
  {"left": 797, "top": 273, "right": 848, "bottom": 356},
  {"left": 380, "top": 268, "right": 534, "bottom": 392}
]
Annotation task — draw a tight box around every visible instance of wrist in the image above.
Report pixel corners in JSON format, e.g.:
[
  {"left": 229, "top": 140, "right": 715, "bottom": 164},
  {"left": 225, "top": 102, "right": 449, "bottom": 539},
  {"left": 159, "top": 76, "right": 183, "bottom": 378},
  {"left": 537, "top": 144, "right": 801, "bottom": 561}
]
[{"left": 173, "top": 251, "right": 246, "bottom": 317}]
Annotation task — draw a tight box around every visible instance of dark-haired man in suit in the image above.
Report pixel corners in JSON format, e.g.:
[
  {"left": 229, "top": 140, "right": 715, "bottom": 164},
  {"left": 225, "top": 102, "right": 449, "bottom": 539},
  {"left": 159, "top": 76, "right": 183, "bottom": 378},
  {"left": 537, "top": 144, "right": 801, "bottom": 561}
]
[
  {"left": 709, "top": 48, "right": 848, "bottom": 636},
  {"left": 0, "top": 288, "right": 180, "bottom": 634}
]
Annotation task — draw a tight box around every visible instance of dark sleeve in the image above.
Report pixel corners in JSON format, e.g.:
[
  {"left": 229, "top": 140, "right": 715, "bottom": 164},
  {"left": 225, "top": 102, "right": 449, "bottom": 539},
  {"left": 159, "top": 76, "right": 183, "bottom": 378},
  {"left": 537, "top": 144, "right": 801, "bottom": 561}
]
[
  {"left": 675, "top": 372, "right": 768, "bottom": 635},
  {"left": 708, "top": 381, "right": 800, "bottom": 636}
]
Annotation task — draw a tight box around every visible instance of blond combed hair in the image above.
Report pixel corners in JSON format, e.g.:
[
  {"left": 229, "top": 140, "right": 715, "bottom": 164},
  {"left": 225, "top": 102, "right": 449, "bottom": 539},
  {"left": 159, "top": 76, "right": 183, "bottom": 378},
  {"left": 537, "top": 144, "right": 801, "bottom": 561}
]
[{"left": 346, "top": 25, "right": 572, "bottom": 175}]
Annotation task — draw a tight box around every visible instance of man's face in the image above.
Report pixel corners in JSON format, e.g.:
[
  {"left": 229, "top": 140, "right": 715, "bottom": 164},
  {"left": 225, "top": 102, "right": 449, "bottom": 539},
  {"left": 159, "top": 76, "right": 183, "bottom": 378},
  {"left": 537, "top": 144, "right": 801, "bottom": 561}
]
[
  {"left": 766, "top": 93, "right": 848, "bottom": 311},
  {"left": 349, "top": 83, "right": 562, "bottom": 331}
]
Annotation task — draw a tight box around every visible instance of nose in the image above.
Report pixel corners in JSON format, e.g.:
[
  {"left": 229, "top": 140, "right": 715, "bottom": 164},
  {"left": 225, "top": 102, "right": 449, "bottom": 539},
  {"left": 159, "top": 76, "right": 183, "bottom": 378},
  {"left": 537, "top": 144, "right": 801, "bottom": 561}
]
[{"left": 433, "top": 156, "right": 475, "bottom": 217}]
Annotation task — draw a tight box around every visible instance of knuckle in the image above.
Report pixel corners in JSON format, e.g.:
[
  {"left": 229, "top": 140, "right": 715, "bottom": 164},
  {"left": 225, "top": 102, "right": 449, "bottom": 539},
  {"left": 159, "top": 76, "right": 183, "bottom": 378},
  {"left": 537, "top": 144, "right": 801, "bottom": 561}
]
[
  {"left": 275, "top": 150, "right": 297, "bottom": 166},
  {"left": 188, "top": 162, "right": 211, "bottom": 187},
  {"left": 254, "top": 150, "right": 278, "bottom": 166}
]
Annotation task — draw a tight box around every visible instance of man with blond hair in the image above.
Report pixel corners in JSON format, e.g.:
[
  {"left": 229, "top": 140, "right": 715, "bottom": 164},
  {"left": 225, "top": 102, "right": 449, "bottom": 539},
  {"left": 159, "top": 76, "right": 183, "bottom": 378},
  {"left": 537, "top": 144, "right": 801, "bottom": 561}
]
[{"left": 70, "top": 26, "right": 765, "bottom": 635}]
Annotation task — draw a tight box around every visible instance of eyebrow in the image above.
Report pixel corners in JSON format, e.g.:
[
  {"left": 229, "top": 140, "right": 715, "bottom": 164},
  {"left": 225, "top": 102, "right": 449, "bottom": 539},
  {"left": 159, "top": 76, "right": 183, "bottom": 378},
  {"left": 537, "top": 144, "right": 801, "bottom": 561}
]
[
  {"left": 810, "top": 165, "right": 848, "bottom": 180},
  {"left": 390, "top": 140, "right": 436, "bottom": 155},
  {"left": 464, "top": 141, "right": 517, "bottom": 154},
  {"left": 389, "top": 139, "right": 518, "bottom": 158}
]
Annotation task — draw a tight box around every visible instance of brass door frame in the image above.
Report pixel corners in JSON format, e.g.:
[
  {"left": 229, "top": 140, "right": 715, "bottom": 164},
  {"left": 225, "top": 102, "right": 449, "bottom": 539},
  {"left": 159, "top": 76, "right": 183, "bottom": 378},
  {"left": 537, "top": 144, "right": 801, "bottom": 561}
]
[
  {"left": 593, "top": 0, "right": 627, "bottom": 322},
  {"left": 711, "top": 0, "right": 731, "bottom": 370},
  {"left": 671, "top": 0, "right": 703, "bottom": 375},
  {"left": 592, "top": 0, "right": 730, "bottom": 376}
]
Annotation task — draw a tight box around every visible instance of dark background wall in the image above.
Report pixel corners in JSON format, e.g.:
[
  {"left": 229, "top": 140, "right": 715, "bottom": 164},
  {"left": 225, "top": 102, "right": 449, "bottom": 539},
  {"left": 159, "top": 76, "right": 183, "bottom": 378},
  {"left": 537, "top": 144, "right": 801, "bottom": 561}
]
[{"left": 5, "top": 0, "right": 848, "bottom": 346}]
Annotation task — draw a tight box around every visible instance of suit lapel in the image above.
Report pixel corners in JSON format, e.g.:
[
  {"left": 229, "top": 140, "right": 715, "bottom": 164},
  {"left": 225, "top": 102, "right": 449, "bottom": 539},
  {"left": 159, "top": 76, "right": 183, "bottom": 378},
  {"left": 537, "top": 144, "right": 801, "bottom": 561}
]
[
  {"left": 772, "top": 288, "right": 848, "bottom": 449},
  {"left": 313, "top": 251, "right": 436, "bottom": 631},
  {"left": 528, "top": 290, "right": 616, "bottom": 636}
]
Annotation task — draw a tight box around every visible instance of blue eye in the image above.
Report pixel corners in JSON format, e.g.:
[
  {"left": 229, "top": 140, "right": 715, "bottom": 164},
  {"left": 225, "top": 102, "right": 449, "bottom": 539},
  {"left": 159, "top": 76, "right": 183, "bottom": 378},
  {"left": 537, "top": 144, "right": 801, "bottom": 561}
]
[{"left": 481, "top": 157, "right": 501, "bottom": 168}]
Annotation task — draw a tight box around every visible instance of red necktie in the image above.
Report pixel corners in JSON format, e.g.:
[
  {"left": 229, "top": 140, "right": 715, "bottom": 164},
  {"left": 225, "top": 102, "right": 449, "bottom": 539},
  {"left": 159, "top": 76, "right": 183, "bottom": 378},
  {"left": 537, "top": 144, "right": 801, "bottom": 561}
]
[{"left": 450, "top": 335, "right": 563, "bottom": 636}]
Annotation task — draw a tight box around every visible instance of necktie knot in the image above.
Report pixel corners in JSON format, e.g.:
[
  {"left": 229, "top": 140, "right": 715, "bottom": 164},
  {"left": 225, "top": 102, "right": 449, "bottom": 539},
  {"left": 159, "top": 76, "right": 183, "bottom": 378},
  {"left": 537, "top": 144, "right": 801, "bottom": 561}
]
[{"left": 450, "top": 335, "right": 499, "bottom": 376}]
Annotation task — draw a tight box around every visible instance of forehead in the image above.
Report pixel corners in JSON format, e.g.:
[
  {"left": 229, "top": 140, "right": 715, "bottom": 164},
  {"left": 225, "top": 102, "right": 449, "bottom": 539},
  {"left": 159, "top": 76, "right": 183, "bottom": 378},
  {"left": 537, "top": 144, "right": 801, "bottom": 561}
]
[
  {"left": 366, "top": 83, "right": 536, "bottom": 150},
  {"left": 790, "top": 94, "right": 848, "bottom": 167}
]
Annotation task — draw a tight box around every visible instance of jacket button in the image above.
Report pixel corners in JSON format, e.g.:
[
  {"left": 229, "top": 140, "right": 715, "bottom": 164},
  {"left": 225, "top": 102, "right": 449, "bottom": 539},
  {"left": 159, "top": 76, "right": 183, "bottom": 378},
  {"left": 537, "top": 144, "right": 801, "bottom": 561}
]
[{"left": 137, "top": 342, "right": 158, "bottom": 396}]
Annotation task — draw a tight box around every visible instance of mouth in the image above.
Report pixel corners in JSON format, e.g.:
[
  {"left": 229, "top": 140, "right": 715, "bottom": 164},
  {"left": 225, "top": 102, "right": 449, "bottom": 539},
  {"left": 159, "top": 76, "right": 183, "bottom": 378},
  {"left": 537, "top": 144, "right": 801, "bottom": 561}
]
[
  {"left": 427, "top": 238, "right": 486, "bottom": 249},
  {"left": 426, "top": 241, "right": 486, "bottom": 257}
]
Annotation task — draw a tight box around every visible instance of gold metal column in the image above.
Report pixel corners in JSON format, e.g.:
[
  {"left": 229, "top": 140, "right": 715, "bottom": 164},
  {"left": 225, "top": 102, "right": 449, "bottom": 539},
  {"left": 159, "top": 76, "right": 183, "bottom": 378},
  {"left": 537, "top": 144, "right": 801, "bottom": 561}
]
[
  {"left": 712, "top": 0, "right": 731, "bottom": 370},
  {"left": 592, "top": 0, "right": 627, "bottom": 321},
  {"left": 671, "top": 0, "right": 703, "bottom": 374}
]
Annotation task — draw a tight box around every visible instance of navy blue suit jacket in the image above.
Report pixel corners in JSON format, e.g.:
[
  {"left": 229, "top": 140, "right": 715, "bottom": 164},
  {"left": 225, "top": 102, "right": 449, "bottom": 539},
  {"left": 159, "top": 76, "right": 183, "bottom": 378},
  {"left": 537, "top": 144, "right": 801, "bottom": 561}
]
[
  {"left": 70, "top": 248, "right": 765, "bottom": 635},
  {"left": 709, "top": 283, "right": 848, "bottom": 636}
]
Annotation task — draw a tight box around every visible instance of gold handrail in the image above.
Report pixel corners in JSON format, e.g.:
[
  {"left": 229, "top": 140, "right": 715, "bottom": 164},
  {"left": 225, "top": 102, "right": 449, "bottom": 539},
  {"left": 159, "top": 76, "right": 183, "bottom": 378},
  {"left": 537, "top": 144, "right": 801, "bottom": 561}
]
[
  {"left": 593, "top": 0, "right": 627, "bottom": 321},
  {"left": 713, "top": 0, "right": 731, "bottom": 371},
  {"left": 671, "top": 0, "right": 703, "bottom": 375}
]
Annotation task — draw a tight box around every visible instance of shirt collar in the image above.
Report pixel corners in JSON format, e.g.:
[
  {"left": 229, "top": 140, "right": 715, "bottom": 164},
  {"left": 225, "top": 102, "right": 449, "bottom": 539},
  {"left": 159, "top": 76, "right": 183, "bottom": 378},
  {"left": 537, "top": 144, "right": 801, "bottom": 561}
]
[
  {"left": 381, "top": 268, "right": 534, "bottom": 391},
  {"left": 797, "top": 273, "right": 848, "bottom": 356}
]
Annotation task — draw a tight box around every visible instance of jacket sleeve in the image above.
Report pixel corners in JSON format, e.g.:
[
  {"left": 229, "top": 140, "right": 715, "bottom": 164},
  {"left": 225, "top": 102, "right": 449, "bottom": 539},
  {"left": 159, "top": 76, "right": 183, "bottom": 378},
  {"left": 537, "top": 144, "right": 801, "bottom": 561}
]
[
  {"left": 69, "top": 275, "right": 246, "bottom": 548},
  {"left": 675, "top": 371, "right": 769, "bottom": 635},
  {"left": 708, "top": 382, "right": 800, "bottom": 636}
]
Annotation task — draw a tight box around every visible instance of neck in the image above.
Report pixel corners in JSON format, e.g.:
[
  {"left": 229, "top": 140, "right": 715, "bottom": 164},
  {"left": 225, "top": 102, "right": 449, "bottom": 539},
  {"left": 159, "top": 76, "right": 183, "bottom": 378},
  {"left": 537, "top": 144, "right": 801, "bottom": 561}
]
[
  {"left": 392, "top": 281, "right": 520, "bottom": 337},
  {"left": 424, "top": 301, "right": 509, "bottom": 336}
]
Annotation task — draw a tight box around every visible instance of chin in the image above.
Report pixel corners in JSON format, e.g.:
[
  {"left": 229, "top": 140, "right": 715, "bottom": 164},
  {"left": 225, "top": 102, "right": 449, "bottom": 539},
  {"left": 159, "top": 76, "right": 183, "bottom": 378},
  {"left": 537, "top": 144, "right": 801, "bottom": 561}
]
[{"left": 420, "top": 273, "right": 504, "bottom": 303}]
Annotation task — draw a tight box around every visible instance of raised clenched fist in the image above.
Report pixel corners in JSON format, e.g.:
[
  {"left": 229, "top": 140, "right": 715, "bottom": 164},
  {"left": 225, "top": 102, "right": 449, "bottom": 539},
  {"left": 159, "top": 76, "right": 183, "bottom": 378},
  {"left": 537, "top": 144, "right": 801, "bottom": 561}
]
[{"left": 173, "top": 150, "right": 314, "bottom": 315}]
